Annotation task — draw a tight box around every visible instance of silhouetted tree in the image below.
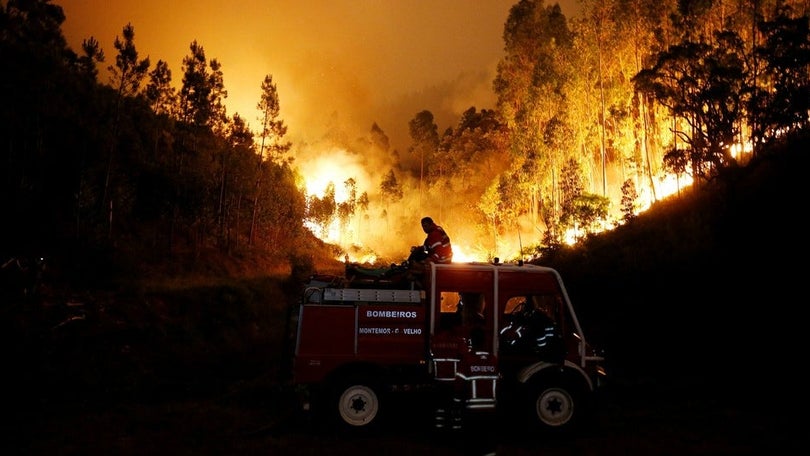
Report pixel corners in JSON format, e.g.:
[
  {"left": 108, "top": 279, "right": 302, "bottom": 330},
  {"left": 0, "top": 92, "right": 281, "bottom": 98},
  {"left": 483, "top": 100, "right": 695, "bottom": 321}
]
[
  {"left": 620, "top": 179, "right": 638, "bottom": 222},
  {"left": 102, "top": 23, "right": 150, "bottom": 238},
  {"left": 408, "top": 110, "right": 439, "bottom": 207},
  {"left": 750, "top": 8, "right": 810, "bottom": 151},
  {"left": 76, "top": 36, "right": 104, "bottom": 81},
  {"left": 145, "top": 59, "right": 175, "bottom": 116},
  {"left": 251, "top": 74, "right": 291, "bottom": 245}
]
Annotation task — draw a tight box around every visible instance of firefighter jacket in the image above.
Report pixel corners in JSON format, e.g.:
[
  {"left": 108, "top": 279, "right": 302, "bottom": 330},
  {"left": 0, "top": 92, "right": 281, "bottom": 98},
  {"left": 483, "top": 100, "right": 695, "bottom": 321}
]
[{"left": 424, "top": 225, "right": 453, "bottom": 263}]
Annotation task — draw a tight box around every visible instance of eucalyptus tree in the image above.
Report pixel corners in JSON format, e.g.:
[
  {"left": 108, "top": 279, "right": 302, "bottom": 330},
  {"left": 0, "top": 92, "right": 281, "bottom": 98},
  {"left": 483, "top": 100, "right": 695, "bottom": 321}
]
[
  {"left": 379, "top": 169, "right": 404, "bottom": 213},
  {"left": 494, "top": 0, "right": 573, "bottom": 241},
  {"left": 477, "top": 179, "right": 504, "bottom": 258},
  {"left": 369, "top": 122, "right": 391, "bottom": 155},
  {"left": 749, "top": 7, "right": 810, "bottom": 150},
  {"left": 337, "top": 178, "right": 358, "bottom": 245},
  {"left": 558, "top": 156, "right": 584, "bottom": 232},
  {"left": 407, "top": 110, "right": 439, "bottom": 209},
  {"left": 633, "top": 29, "right": 748, "bottom": 181},
  {"left": 605, "top": 0, "right": 667, "bottom": 194},
  {"left": 620, "top": 178, "right": 639, "bottom": 222},
  {"left": 581, "top": 1, "right": 613, "bottom": 196},
  {"left": 306, "top": 182, "right": 336, "bottom": 239},
  {"left": 436, "top": 107, "right": 510, "bottom": 243}
]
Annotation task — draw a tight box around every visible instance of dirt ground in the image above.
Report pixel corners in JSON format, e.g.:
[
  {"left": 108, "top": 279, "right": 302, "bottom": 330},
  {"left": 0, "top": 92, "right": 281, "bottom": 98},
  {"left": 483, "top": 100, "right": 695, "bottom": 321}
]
[{"left": 3, "top": 357, "right": 798, "bottom": 456}]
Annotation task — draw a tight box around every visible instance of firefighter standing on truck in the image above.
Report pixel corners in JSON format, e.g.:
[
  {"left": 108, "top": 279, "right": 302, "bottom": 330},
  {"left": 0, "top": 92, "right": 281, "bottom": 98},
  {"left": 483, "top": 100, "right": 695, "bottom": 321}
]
[{"left": 409, "top": 216, "right": 453, "bottom": 271}]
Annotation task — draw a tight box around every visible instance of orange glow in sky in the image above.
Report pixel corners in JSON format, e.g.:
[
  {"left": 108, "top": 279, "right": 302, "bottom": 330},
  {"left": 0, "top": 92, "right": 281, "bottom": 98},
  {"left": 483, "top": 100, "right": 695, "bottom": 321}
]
[{"left": 55, "top": 0, "right": 579, "bottom": 151}]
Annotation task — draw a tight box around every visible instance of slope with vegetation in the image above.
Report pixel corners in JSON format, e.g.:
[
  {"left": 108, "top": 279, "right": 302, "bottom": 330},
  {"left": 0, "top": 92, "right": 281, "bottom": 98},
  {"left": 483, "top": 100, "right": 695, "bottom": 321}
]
[
  {"left": 3, "top": 130, "right": 804, "bottom": 456},
  {"left": 539, "top": 129, "right": 807, "bottom": 388}
]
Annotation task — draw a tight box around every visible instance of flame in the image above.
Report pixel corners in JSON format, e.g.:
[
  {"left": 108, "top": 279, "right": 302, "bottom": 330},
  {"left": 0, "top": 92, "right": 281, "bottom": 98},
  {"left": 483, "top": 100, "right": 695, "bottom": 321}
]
[
  {"left": 635, "top": 172, "right": 694, "bottom": 214},
  {"left": 451, "top": 245, "right": 480, "bottom": 263},
  {"left": 299, "top": 145, "right": 707, "bottom": 266},
  {"left": 303, "top": 156, "right": 355, "bottom": 201}
]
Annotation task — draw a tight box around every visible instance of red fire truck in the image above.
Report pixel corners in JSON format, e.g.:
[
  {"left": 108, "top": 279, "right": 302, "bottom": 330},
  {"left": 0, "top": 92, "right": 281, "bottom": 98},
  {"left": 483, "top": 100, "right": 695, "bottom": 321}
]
[{"left": 291, "top": 260, "right": 606, "bottom": 433}]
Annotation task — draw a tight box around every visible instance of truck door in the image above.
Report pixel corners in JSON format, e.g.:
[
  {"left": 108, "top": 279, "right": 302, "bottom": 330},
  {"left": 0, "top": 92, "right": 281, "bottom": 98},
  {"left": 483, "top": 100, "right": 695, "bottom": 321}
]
[{"left": 430, "top": 266, "right": 495, "bottom": 353}]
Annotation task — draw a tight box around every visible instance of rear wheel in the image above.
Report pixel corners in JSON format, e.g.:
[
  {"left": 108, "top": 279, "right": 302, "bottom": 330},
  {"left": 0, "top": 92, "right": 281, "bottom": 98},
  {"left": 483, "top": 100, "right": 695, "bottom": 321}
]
[{"left": 332, "top": 381, "right": 382, "bottom": 429}]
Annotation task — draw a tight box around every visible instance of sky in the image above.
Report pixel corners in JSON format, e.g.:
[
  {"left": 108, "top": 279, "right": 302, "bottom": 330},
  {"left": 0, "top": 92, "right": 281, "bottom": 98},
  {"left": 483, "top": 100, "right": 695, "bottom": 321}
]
[{"left": 56, "top": 0, "right": 579, "bottom": 151}]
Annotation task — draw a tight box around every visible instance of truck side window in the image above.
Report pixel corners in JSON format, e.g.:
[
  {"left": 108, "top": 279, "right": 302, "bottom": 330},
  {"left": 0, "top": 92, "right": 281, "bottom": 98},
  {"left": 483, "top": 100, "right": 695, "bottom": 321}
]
[
  {"left": 505, "top": 296, "right": 527, "bottom": 315},
  {"left": 529, "top": 294, "right": 558, "bottom": 324},
  {"left": 440, "top": 291, "right": 461, "bottom": 313},
  {"left": 437, "top": 291, "right": 487, "bottom": 349},
  {"left": 438, "top": 291, "right": 462, "bottom": 331},
  {"left": 505, "top": 294, "right": 559, "bottom": 326}
]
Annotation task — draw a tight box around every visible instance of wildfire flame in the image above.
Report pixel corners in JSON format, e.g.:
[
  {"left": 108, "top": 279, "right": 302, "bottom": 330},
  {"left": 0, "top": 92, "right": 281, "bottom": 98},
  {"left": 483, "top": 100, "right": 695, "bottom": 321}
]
[{"left": 299, "top": 140, "right": 752, "bottom": 265}]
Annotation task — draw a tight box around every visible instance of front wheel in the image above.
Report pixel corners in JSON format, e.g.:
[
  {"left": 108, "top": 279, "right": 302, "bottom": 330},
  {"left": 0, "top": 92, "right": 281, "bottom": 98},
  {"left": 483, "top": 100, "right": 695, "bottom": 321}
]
[
  {"left": 524, "top": 379, "right": 587, "bottom": 434},
  {"left": 532, "top": 385, "right": 576, "bottom": 428},
  {"left": 333, "top": 382, "right": 382, "bottom": 429}
]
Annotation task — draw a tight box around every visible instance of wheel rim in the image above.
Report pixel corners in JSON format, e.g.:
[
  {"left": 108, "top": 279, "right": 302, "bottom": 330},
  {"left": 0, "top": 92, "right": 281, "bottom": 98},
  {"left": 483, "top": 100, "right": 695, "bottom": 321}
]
[
  {"left": 535, "top": 386, "right": 574, "bottom": 427},
  {"left": 338, "top": 384, "right": 379, "bottom": 426}
]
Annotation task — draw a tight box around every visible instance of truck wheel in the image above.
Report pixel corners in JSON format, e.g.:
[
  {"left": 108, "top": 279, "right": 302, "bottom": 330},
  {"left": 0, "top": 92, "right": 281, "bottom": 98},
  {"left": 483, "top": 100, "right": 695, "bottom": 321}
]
[
  {"left": 527, "top": 382, "right": 579, "bottom": 431},
  {"left": 333, "top": 382, "right": 381, "bottom": 428}
]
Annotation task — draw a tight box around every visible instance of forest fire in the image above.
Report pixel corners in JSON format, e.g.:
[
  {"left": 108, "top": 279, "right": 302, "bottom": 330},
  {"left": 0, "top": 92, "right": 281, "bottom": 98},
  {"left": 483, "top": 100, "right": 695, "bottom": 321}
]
[
  {"left": 300, "top": 146, "right": 698, "bottom": 266},
  {"left": 299, "top": 148, "right": 495, "bottom": 265}
]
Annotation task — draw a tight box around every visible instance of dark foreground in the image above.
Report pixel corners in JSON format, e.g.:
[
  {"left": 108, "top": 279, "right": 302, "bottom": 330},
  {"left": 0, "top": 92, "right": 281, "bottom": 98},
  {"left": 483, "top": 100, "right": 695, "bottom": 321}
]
[{"left": 3, "top": 344, "right": 798, "bottom": 455}]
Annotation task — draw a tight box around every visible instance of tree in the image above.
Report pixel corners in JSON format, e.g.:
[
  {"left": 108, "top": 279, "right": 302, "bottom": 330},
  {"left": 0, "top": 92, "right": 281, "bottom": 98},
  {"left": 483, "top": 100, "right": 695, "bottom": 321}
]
[
  {"left": 558, "top": 157, "right": 585, "bottom": 235},
  {"left": 251, "top": 74, "right": 291, "bottom": 245},
  {"left": 633, "top": 30, "right": 747, "bottom": 181},
  {"left": 145, "top": 59, "right": 176, "bottom": 116},
  {"left": 379, "top": 169, "right": 404, "bottom": 206},
  {"left": 256, "top": 74, "right": 291, "bottom": 163},
  {"left": 306, "top": 182, "right": 336, "bottom": 238},
  {"left": 620, "top": 178, "right": 638, "bottom": 222},
  {"left": 108, "top": 23, "right": 150, "bottom": 99},
  {"left": 477, "top": 179, "right": 504, "bottom": 258},
  {"left": 337, "top": 178, "right": 357, "bottom": 244},
  {"left": 102, "top": 22, "right": 151, "bottom": 239},
  {"left": 369, "top": 122, "right": 390, "bottom": 154},
  {"left": 494, "top": 1, "right": 575, "bottom": 240},
  {"left": 407, "top": 110, "right": 439, "bottom": 207},
  {"left": 750, "top": 8, "right": 810, "bottom": 150},
  {"left": 206, "top": 57, "right": 228, "bottom": 135},
  {"left": 217, "top": 112, "right": 255, "bottom": 249},
  {"left": 179, "top": 40, "right": 216, "bottom": 127},
  {"left": 76, "top": 36, "right": 104, "bottom": 81},
  {"left": 570, "top": 193, "right": 610, "bottom": 237}
]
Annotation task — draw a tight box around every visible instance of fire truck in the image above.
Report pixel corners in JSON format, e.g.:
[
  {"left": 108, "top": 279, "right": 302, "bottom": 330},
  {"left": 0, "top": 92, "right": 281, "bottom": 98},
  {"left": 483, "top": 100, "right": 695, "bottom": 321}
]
[{"left": 291, "top": 259, "right": 606, "bottom": 433}]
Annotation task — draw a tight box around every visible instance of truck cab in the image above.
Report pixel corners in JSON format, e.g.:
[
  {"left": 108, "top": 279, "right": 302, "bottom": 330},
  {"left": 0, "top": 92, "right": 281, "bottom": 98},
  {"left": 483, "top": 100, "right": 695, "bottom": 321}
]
[{"left": 291, "top": 260, "right": 606, "bottom": 433}]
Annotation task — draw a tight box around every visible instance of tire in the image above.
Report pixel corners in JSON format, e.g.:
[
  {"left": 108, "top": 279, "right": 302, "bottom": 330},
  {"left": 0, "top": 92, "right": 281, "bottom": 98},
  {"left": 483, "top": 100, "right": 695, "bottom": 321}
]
[
  {"left": 332, "top": 381, "right": 382, "bottom": 429},
  {"left": 526, "top": 380, "right": 582, "bottom": 432}
]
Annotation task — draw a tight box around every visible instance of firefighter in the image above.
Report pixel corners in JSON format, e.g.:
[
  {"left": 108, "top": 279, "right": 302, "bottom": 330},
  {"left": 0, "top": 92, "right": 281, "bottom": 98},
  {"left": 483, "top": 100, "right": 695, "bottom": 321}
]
[{"left": 409, "top": 216, "right": 453, "bottom": 267}]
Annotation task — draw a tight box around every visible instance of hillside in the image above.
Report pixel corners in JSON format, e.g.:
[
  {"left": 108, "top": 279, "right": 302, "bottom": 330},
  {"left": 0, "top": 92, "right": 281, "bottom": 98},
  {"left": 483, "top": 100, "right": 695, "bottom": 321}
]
[
  {"left": 540, "top": 130, "right": 807, "bottom": 386},
  {"left": 1, "top": 132, "right": 805, "bottom": 455}
]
